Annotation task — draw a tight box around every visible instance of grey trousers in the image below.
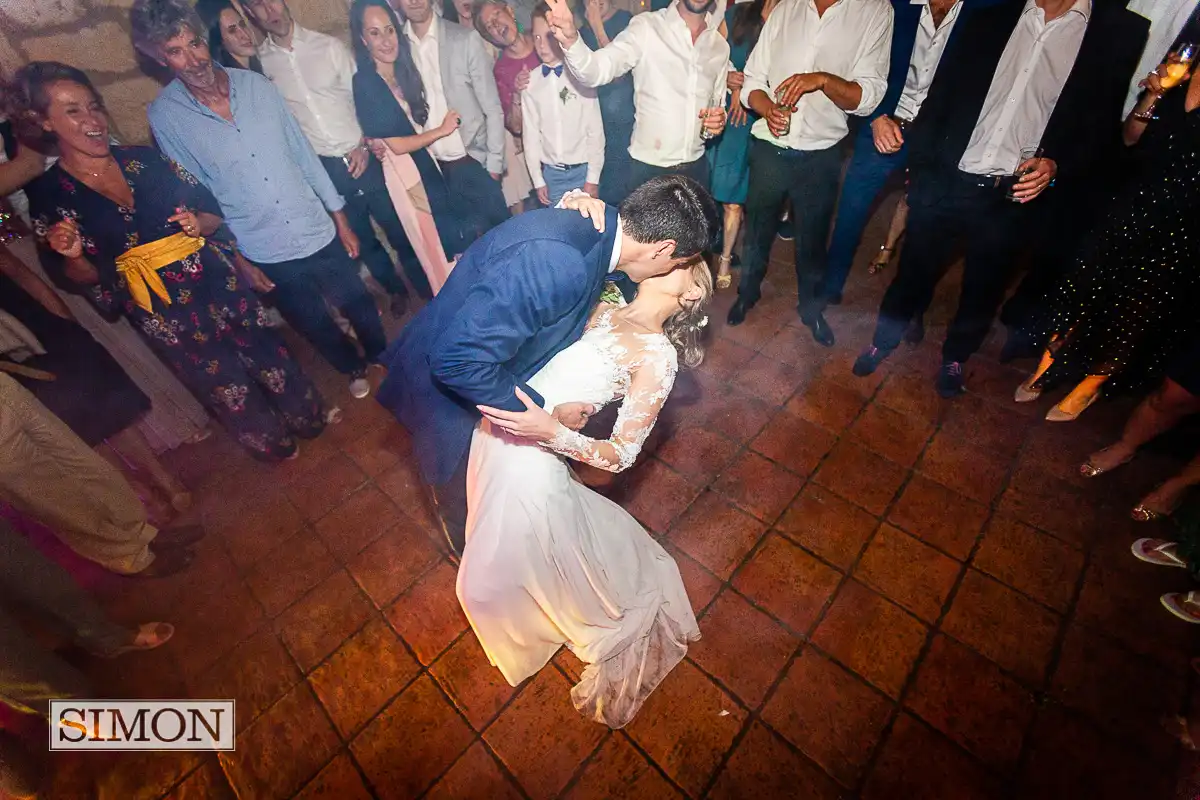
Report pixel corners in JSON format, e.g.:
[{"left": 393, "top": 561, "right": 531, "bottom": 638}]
[{"left": 0, "top": 517, "right": 130, "bottom": 717}]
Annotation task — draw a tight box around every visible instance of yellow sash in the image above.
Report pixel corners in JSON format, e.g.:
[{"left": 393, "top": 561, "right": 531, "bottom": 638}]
[{"left": 114, "top": 232, "right": 204, "bottom": 313}]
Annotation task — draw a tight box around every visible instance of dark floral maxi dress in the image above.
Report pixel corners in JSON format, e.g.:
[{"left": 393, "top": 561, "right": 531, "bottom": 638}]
[{"left": 26, "top": 145, "right": 325, "bottom": 460}]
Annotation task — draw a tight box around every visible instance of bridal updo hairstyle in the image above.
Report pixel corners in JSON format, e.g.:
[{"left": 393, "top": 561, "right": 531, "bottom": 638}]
[
  {"left": 5, "top": 61, "right": 104, "bottom": 146},
  {"left": 619, "top": 175, "right": 719, "bottom": 369}
]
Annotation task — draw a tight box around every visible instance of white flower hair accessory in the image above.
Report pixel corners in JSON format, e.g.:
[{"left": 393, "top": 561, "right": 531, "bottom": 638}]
[{"left": 698, "top": 315, "right": 709, "bottom": 328}]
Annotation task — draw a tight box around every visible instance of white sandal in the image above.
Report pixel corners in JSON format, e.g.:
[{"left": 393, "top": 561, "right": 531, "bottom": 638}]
[
  {"left": 1131, "top": 538, "right": 1188, "bottom": 569},
  {"left": 1161, "top": 592, "right": 1200, "bottom": 624}
]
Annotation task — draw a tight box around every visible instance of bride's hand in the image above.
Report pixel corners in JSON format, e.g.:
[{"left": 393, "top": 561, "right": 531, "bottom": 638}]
[
  {"left": 557, "top": 190, "right": 606, "bottom": 232},
  {"left": 552, "top": 401, "right": 594, "bottom": 431},
  {"left": 478, "top": 388, "right": 564, "bottom": 440}
]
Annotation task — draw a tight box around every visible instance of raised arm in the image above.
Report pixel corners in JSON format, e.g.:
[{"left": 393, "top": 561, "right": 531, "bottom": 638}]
[
  {"left": 549, "top": 0, "right": 644, "bottom": 89},
  {"left": 429, "top": 240, "right": 592, "bottom": 411},
  {"left": 543, "top": 345, "right": 677, "bottom": 472}
]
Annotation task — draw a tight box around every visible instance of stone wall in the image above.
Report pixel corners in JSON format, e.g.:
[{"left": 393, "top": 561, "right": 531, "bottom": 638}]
[{"left": 0, "top": 0, "right": 351, "bottom": 144}]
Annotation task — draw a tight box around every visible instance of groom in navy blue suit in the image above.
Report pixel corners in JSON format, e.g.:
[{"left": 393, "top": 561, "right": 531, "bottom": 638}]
[{"left": 376, "top": 176, "right": 719, "bottom": 556}]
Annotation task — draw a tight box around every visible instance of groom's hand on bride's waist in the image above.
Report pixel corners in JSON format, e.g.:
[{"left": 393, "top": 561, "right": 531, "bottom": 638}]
[{"left": 478, "top": 389, "right": 594, "bottom": 439}]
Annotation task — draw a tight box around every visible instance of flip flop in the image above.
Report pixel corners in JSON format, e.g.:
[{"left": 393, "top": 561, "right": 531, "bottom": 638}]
[
  {"left": 1131, "top": 538, "right": 1188, "bottom": 568},
  {"left": 1161, "top": 591, "right": 1200, "bottom": 624}
]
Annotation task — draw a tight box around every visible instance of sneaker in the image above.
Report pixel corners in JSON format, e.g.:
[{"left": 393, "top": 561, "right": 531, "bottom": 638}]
[
  {"left": 349, "top": 371, "right": 370, "bottom": 399},
  {"left": 935, "top": 361, "right": 966, "bottom": 398}
]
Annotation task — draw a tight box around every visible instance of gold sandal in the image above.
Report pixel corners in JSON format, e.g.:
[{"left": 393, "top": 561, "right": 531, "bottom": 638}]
[{"left": 715, "top": 255, "right": 733, "bottom": 290}]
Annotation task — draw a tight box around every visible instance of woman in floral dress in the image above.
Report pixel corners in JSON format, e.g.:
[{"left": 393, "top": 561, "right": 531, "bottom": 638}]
[{"left": 15, "top": 62, "right": 325, "bottom": 460}]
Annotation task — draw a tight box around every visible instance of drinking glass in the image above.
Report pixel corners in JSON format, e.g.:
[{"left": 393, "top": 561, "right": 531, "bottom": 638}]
[
  {"left": 1006, "top": 146, "right": 1043, "bottom": 202},
  {"left": 1134, "top": 42, "right": 1196, "bottom": 122},
  {"left": 700, "top": 91, "right": 722, "bottom": 141}
]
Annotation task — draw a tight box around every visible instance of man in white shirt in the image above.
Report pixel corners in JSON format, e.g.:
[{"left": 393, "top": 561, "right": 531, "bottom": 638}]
[
  {"left": 727, "top": 0, "right": 894, "bottom": 347},
  {"left": 397, "top": 0, "right": 511, "bottom": 237},
  {"left": 522, "top": 5, "right": 605, "bottom": 206},
  {"left": 853, "top": 0, "right": 1147, "bottom": 398},
  {"left": 543, "top": 0, "right": 729, "bottom": 196},
  {"left": 245, "top": 0, "right": 432, "bottom": 315},
  {"left": 824, "top": 0, "right": 966, "bottom": 311}
]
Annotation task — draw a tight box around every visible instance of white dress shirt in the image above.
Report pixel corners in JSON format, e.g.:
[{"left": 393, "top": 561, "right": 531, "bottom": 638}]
[
  {"left": 743, "top": 0, "right": 894, "bottom": 151},
  {"left": 405, "top": 15, "right": 470, "bottom": 162},
  {"left": 521, "top": 65, "right": 606, "bottom": 187},
  {"left": 258, "top": 25, "right": 363, "bottom": 157},
  {"left": 894, "top": 0, "right": 963, "bottom": 122},
  {"left": 958, "top": 0, "right": 1090, "bottom": 176},
  {"left": 562, "top": 0, "right": 730, "bottom": 167},
  {"left": 1124, "top": 0, "right": 1198, "bottom": 116}
]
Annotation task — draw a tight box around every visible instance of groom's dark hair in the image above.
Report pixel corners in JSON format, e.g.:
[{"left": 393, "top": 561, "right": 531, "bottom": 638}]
[{"left": 619, "top": 175, "right": 720, "bottom": 259}]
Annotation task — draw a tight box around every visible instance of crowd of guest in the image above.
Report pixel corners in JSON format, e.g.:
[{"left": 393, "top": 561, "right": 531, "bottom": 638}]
[{"left": 3, "top": 0, "right": 1200, "bottom": 781}]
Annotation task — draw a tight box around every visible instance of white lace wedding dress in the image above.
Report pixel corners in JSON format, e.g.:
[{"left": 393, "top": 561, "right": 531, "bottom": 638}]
[{"left": 458, "top": 305, "right": 700, "bottom": 728}]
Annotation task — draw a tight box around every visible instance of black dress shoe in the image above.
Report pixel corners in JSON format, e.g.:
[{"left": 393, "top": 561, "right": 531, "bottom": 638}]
[
  {"left": 727, "top": 297, "right": 755, "bottom": 327},
  {"left": 852, "top": 345, "right": 893, "bottom": 376},
  {"left": 904, "top": 318, "right": 925, "bottom": 344},
  {"left": 802, "top": 312, "right": 835, "bottom": 347},
  {"left": 935, "top": 361, "right": 967, "bottom": 398}
]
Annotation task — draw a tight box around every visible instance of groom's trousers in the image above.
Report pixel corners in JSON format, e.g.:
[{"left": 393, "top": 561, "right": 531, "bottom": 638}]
[{"left": 429, "top": 450, "right": 470, "bottom": 558}]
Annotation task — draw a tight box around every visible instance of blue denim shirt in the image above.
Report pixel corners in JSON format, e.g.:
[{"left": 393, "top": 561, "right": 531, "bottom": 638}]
[{"left": 148, "top": 67, "right": 345, "bottom": 264}]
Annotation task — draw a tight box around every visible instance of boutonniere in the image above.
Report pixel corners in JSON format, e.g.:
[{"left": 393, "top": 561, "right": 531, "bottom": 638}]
[{"left": 559, "top": 86, "right": 576, "bottom": 105}]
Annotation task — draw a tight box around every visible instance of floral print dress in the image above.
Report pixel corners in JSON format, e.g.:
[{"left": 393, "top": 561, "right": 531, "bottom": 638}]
[{"left": 26, "top": 146, "right": 324, "bottom": 460}]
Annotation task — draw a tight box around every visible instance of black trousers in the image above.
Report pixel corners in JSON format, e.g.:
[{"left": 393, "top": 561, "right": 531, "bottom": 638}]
[
  {"left": 438, "top": 156, "right": 510, "bottom": 240},
  {"left": 256, "top": 236, "right": 387, "bottom": 375},
  {"left": 872, "top": 171, "right": 1027, "bottom": 364},
  {"left": 626, "top": 155, "right": 709, "bottom": 197},
  {"left": 429, "top": 448, "right": 469, "bottom": 557},
  {"left": 738, "top": 139, "right": 842, "bottom": 317},
  {"left": 320, "top": 156, "right": 432, "bottom": 300}
]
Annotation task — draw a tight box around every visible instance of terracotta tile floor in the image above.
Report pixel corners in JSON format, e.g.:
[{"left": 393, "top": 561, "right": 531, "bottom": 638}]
[{"left": 21, "top": 203, "right": 1200, "bottom": 799}]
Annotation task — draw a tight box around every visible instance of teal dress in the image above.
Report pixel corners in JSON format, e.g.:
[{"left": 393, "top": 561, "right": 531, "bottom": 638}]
[{"left": 707, "top": 6, "right": 757, "bottom": 205}]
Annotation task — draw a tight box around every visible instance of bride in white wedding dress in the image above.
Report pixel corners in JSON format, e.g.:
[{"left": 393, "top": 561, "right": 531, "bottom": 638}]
[{"left": 461, "top": 258, "right": 713, "bottom": 729}]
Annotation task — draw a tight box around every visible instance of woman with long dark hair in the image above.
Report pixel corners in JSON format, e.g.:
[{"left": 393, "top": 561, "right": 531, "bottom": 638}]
[
  {"left": 195, "top": 0, "right": 263, "bottom": 74},
  {"left": 350, "top": 0, "right": 468, "bottom": 287},
  {"left": 707, "top": 0, "right": 776, "bottom": 290}
]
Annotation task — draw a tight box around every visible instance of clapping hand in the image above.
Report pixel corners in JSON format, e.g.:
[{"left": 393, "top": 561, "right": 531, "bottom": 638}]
[{"left": 544, "top": 0, "right": 579, "bottom": 46}]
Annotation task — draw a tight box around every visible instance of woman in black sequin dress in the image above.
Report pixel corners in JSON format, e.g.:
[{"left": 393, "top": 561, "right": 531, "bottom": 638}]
[{"left": 1015, "top": 58, "right": 1200, "bottom": 422}]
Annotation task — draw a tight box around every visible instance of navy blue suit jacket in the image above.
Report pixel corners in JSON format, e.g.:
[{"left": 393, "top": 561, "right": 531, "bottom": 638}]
[{"left": 376, "top": 206, "right": 620, "bottom": 485}]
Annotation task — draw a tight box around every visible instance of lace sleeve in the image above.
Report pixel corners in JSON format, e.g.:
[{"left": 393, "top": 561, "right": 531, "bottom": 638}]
[{"left": 542, "top": 342, "right": 678, "bottom": 473}]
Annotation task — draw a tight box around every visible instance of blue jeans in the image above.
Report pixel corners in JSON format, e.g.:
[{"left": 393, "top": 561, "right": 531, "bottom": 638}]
[
  {"left": 822, "top": 125, "right": 907, "bottom": 299},
  {"left": 541, "top": 163, "right": 588, "bottom": 207}
]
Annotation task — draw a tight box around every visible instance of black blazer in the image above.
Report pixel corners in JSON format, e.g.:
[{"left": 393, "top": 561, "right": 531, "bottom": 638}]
[
  {"left": 352, "top": 68, "right": 467, "bottom": 255},
  {"left": 907, "top": 0, "right": 1149, "bottom": 190}
]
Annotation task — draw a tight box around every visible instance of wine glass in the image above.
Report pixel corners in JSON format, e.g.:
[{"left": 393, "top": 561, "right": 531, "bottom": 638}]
[{"left": 1134, "top": 42, "right": 1196, "bottom": 122}]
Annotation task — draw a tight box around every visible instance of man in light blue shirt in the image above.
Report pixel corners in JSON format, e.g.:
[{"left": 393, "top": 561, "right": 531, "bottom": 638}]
[{"left": 133, "top": 0, "right": 385, "bottom": 399}]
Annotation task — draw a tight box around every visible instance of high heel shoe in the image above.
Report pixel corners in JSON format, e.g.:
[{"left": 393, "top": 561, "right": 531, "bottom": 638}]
[
  {"left": 1132, "top": 503, "right": 1176, "bottom": 522},
  {"left": 1045, "top": 392, "right": 1099, "bottom": 422},
  {"left": 1014, "top": 380, "right": 1042, "bottom": 403},
  {"left": 715, "top": 255, "right": 732, "bottom": 290},
  {"left": 1079, "top": 448, "right": 1133, "bottom": 478}
]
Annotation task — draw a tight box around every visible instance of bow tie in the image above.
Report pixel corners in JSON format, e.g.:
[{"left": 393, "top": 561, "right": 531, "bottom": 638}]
[{"left": 542, "top": 64, "right": 564, "bottom": 78}]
